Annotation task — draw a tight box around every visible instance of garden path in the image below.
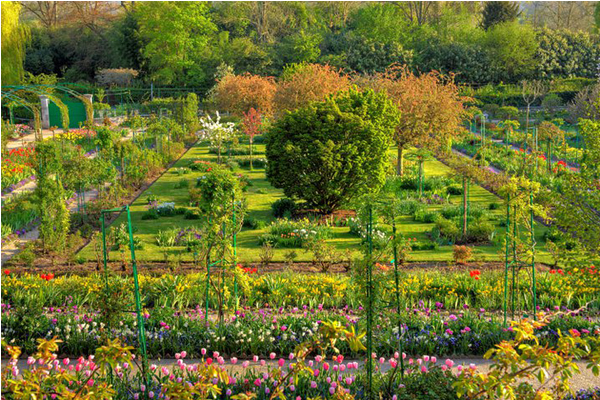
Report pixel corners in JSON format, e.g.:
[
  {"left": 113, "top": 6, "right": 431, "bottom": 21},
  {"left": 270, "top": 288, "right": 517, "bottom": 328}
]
[
  {"left": 2, "top": 129, "right": 137, "bottom": 262},
  {"left": 1, "top": 185, "right": 103, "bottom": 263}
]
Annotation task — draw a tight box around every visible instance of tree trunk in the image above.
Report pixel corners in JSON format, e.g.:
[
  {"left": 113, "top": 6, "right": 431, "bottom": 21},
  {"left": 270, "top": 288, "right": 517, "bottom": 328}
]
[
  {"left": 397, "top": 146, "right": 404, "bottom": 176},
  {"left": 249, "top": 137, "right": 253, "bottom": 171}
]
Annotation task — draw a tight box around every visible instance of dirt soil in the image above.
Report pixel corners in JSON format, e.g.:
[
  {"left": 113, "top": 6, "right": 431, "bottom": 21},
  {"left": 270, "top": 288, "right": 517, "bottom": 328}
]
[{"left": 2, "top": 260, "right": 551, "bottom": 277}]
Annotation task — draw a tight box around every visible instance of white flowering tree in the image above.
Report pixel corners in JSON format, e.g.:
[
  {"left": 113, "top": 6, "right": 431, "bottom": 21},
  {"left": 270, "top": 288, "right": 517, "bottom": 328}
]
[{"left": 199, "top": 112, "right": 235, "bottom": 164}]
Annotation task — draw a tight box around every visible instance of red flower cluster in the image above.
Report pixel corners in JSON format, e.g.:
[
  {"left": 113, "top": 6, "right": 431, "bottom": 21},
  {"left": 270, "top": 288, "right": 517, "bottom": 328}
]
[
  {"left": 8, "top": 147, "right": 35, "bottom": 158},
  {"left": 40, "top": 273, "right": 55, "bottom": 281},
  {"left": 238, "top": 264, "right": 257, "bottom": 274},
  {"left": 549, "top": 269, "right": 564, "bottom": 275},
  {"left": 3, "top": 270, "right": 10, "bottom": 276},
  {"left": 469, "top": 270, "right": 481, "bottom": 280}
]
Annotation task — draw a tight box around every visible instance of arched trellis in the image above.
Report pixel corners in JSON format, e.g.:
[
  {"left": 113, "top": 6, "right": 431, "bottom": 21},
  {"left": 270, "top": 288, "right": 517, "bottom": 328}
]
[
  {"left": 34, "top": 85, "right": 94, "bottom": 127},
  {"left": 0, "top": 91, "right": 42, "bottom": 136},
  {"left": 2, "top": 84, "right": 95, "bottom": 130},
  {"left": 2, "top": 85, "right": 70, "bottom": 135}
]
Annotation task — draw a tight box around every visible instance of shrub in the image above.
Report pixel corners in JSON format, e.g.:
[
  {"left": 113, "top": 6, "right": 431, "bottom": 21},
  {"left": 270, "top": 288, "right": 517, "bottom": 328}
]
[
  {"left": 414, "top": 207, "right": 440, "bottom": 223},
  {"left": 453, "top": 245, "right": 472, "bottom": 264},
  {"left": 184, "top": 209, "right": 201, "bottom": 220},
  {"left": 348, "top": 217, "right": 389, "bottom": 250},
  {"left": 141, "top": 210, "right": 159, "bottom": 220},
  {"left": 488, "top": 202, "right": 500, "bottom": 210},
  {"left": 433, "top": 218, "right": 460, "bottom": 243},
  {"left": 174, "top": 179, "right": 189, "bottom": 189},
  {"left": 266, "top": 88, "right": 399, "bottom": 213},
  {"left": 243, "top": 216, "right": 266, "bottom": 230},
  {"left": 237, "top": 157, "right": 267, "bottom": 169},
  {"left": 271, "top": 198, "right": 298, "bottom": 219},
  {"left": 446, "top": 184, "right": 463, "bottom": 196},
  {"left": 467, "top": 219, "right": 495, "bottom": 243}
]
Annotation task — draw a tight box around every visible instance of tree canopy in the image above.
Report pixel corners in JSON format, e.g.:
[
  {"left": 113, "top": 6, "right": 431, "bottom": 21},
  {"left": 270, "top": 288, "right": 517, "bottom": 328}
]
[{"left": 265, "top": 88, "right": 400, "bottom": 213}]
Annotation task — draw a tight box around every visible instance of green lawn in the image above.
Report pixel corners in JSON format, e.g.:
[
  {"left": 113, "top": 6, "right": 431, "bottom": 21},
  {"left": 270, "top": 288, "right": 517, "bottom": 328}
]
[{"left": 79, "top": 140, "right": 552, "bottom": 264}]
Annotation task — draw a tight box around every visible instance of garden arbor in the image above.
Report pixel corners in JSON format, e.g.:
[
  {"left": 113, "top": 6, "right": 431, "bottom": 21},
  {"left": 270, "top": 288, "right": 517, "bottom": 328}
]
[{"left": 1, "top": 84, "right": 94, "bottom": 133}]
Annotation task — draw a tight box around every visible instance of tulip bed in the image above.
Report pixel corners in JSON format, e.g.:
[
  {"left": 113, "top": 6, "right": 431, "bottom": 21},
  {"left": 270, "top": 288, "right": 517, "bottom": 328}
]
[
  {"left": 2, "top": 301, "right": 598, "bottom": 360},
  {"left": 2, "top": 266, "right": 599, "bottom": 360}
]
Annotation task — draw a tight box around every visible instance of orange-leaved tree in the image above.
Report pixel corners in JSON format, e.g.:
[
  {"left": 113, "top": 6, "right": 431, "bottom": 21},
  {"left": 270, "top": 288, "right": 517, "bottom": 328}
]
[
  {"left": 362, "top": 66, "right": 471, "bottom": 175},
  {"left": 274, "top": 63, "right": 351, "bottom": 114},
  {"left": 242, "top": 107, "right": 262, "bottom": 171},
  {"left": 213, "top": 72, "right": 276, "bottom": 117}
]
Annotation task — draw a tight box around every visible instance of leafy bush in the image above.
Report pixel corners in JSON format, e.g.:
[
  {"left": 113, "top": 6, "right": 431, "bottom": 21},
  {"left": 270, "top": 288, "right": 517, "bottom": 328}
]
[
  {"left": 271, "top": 198, "right": 297, "bottom": 219},
  {"left": 446, "top": 184, "right": 463, "bottom": 196},
  {"left": 174, "top": 179, "right": 189, "bottom": 189},
  {"left": 432, "top": 218, "right": 461, "bottom": 243},
  {"left": 413, "top": 207, "right": 440, "bottom": 223},
  {"left": 141, "top": 209, "right": 159, "bottom": 220},
  {"left": 184, "top": 209, "right": 201, "bottom": 220},
  {"left": 488, "top": 202, "right": 500, "bottom": 210},
  {"left": 236, "top": 157, "right": 267, "bottom": 169},
  {"left": 348, "top": 217, "right": 389, "bottom": 250},
  {"left": 243, "top": 216, "right": 266, "bottom": 230},
  {"left": 440, "top": 205, "right": 484, "bottom": 220},
  {"left": 467, "top": 219, "right": 495, "bottom": 243}
]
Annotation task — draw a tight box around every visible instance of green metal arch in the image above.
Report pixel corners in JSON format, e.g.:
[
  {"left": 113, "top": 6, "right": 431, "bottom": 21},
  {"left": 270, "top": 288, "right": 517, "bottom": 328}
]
[{"left": 2, "top": 86, "right": 71, "bottom": 131}]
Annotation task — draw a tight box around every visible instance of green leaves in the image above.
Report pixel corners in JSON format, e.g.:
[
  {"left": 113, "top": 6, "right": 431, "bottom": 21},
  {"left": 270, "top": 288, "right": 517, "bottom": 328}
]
[{"left": 266, "top": 88, "right": 399, "bottom": 213}]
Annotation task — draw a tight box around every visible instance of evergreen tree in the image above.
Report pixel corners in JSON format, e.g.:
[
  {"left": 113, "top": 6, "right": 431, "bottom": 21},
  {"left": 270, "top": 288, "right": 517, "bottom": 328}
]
[{"left": 481, "top": 1, "right": 520, "bottom": 30}]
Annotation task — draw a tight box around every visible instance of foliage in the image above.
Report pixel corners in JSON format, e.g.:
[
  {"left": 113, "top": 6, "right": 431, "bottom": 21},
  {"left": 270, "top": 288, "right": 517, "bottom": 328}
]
[
  {"left": 199, "top": 112, "right": 236, "bottom": 164},
  {"left": 259, "top": 218, "right": 332, "bottom": 248},
  {"left": 274, "top": 63, "right": 351, "bottom": 114},
  {"left": 455, "top": 317, "right": 600, "bottom": 400},
  {"left": 1, "top": 1, "right": 29, "bottom": 84},
  {"left": 242, "top": 107, "right": 263, "bottom": 170},
  {"left": 364, "top": 65, "right": 471, "bottom": 175},
  {"left": 136, "top": 1, "right": 216, "bottom": 86},
  {"left": 484, "top": 22, "right": 538, "bottom": 82},
  {"left": 271, "top": 198, "right": 298, "bottom": 219},
  {"left": 266, "top": 88, "right": 399, "bottom": 213},
  {"left": 213, "top": 73, "right": 277, "bottom": 117},
  {"left": 535, "top": 29, "right": 600, "bottom": 80},
  {"left": 453, "top": 245, "right": 473, "bottom": 265},
  {"left": 36, "top": 176, "right": 70, "bottom": 255}
]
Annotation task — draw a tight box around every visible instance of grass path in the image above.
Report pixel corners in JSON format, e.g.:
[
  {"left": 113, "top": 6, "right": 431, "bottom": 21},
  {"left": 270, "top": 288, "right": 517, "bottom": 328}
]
[{"left": 79, "top": 141, "right": 551, "bottom": 264}]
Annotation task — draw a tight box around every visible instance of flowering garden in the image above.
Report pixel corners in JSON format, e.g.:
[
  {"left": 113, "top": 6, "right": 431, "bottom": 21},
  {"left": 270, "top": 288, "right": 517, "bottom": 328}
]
[{"left": 2, "top": 57, "right": 600, "bottom": 400}]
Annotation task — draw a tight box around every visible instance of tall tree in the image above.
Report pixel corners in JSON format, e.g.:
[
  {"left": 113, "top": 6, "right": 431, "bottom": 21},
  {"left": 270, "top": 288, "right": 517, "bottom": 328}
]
[
  {"left": 2, "top": 1, "right": 29, "bottom": 85},
  {"left": 136, "top": 1, "right": 216, "bottom": 85},
  {"left": 481, "top": 1, "right": 520, "bottom": 30},
  {"left": 362, "top": 66, "right": 470, "bottom": 175}
]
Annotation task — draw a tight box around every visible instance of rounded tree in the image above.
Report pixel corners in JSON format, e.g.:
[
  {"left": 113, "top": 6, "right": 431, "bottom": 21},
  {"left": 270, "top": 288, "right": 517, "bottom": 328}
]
[{"left": 265, "top": 88, "right": 400, "bottom": 214}]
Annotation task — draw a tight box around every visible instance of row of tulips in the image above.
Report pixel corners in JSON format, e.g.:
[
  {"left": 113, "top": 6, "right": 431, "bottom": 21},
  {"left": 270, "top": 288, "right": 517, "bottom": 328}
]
[{"left": 3, "top": 300, "right": 598, "bottom": 359}]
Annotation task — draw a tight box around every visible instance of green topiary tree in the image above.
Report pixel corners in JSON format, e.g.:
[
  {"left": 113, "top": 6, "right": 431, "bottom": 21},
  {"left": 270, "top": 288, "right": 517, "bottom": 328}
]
[{"left": 265, "top": 88, "right": 400, "bottom": 213}]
